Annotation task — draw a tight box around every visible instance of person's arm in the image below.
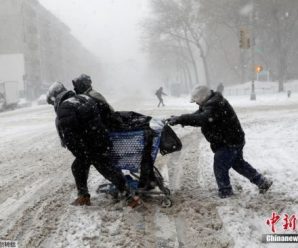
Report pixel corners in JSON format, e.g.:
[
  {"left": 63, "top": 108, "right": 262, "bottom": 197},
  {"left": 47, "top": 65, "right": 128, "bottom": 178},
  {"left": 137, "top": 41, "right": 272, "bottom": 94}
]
[
  {"left": 89, "top": 90, "right": 115, "bottom": 125},
  {"left": 89, "top": 90, "right": 115, "bottom": 112},
  {"left": 180, "top": 107, "right": 212, "bottom": 126},
  {"left": 55, "top": 118, "right": 66, "bottom": 147},
  {"left": 170, "top": 105, "right": 217, "bottom": 127}
]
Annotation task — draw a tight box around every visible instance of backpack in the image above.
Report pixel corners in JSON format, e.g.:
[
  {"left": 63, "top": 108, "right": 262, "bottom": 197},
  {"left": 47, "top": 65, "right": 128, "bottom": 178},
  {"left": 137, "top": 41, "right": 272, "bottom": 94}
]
[
  {"left": 159, "top": 124, "right": 182, "bottom": 155},
  {"left": 110, "top": 111, "right": 152, "bottom": 131}
]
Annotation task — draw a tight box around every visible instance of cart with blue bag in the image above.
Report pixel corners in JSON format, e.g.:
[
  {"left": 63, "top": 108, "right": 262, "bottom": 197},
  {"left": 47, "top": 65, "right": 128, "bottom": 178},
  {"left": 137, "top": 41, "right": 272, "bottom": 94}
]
[{"left": 97, "top": 115, "right": 181, "bottom": 208}]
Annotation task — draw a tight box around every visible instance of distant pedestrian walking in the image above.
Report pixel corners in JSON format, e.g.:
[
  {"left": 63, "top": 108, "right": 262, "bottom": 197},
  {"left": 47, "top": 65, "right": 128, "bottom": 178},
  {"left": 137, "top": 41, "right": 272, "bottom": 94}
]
[
  {"left": 216, "top": 82, "right": 224, "bottom": 94},
  {"left": 287, "top": 90, "right": 291, "bottom": 98},
  {"left": 155, "top": 87, "right": 167, "bottom": 107}
]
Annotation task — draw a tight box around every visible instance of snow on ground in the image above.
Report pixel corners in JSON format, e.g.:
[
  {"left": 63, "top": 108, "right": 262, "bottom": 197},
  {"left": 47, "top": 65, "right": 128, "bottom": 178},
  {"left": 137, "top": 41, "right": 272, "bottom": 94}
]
[{"left": 0, "top": 89, "right": 298, "bottom": 248}]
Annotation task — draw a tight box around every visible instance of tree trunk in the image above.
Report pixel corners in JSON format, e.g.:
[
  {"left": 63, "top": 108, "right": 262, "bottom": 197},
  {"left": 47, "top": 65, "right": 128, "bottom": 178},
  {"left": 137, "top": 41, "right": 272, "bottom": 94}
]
[
  {"left": 180, "top": 66, "right": 187, "bottom": 93},
  {"left": 201, "top": 54, "right": 211, "bottom": 87},
  {"left": 197, "top": 43, "right": 211, "bottom": 87},
  {"left": 185, "top": 63, "right": 194, "bottom": 91},
  {"left": 184, "top": 30, "right": 200, "bottom": 85}
]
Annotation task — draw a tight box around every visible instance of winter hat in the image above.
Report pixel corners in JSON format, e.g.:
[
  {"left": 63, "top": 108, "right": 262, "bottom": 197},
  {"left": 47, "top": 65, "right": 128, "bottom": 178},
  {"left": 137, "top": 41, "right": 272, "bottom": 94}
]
[
  {"left": 72, "top": 74, "right": 92, "bottom": 94},
  {"left": 46, "top": 82, "right": 67, "bottom": 105},
  {"left": 190, "top": 85, "right": 212, "bottom": 105}
]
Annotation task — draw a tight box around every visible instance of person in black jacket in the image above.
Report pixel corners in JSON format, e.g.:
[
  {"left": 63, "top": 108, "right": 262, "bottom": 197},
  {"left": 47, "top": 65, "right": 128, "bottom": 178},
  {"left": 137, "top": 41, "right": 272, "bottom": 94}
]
[
  {"left": 216, "top": 82, "right": 224, "bottom": 94},
  {"left": 72, "top": 74, "right": 115, "bottom": 127},
  {"left": 72, "top": 74, "right": 157, "bottom": 190},
  {"left": 167, "top": 85, "right": 273, "bottom": 198},
  {"left": 46, "top": 82, "right": 137, "bottom": 206}
]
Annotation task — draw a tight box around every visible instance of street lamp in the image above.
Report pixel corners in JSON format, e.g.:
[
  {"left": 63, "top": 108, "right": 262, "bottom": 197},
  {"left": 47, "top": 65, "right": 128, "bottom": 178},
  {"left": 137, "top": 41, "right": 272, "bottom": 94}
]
[{"left": 250, "top": 0, "right": 256, "bottom": 100}]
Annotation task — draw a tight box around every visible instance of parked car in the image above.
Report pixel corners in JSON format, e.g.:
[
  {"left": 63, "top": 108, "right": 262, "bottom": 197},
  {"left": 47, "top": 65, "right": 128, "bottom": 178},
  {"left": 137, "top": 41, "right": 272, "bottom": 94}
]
[{"left": 37, "top": 94, "right": 47, "bottom": 105}]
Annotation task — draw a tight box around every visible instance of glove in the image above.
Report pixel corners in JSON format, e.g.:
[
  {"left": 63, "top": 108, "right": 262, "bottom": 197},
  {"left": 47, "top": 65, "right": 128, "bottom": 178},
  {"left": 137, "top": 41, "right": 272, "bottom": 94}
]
[{"left": 167, "top": 116, "right": 179, "bottom": 126}]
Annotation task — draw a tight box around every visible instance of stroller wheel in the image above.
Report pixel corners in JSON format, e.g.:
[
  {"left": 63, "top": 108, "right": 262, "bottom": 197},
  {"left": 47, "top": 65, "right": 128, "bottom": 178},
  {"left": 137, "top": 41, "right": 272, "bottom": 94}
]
[
  {"left": 153, "top": 166, "right": 165, "bottom": 188},
  {"left": 153, "top": 166, "right": 163, "bottom": 181},
  {"left": 161, "top": 197, "right": 172, "bottom": 208},
  {"left": 163, "top": 187, "right": 171, "bottom": 196},
  {"left": 96, "top": 183, "right": 113, "bottom": 194}
]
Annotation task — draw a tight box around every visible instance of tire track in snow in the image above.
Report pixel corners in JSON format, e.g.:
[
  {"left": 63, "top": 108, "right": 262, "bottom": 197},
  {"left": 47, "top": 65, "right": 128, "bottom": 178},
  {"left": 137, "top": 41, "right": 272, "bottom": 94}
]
[
  {"left": 165, "top": 130, "right": 234, "bottom": 248},
  {"left": 2, "top": 182, "right": 73, "bottom": 248}
]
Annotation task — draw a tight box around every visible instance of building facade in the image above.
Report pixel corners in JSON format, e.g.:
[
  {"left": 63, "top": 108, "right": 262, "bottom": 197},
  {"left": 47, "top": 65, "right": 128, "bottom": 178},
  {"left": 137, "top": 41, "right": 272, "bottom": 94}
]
[{"left": 0, "top": 0, "right": 102, "bottom": 99}]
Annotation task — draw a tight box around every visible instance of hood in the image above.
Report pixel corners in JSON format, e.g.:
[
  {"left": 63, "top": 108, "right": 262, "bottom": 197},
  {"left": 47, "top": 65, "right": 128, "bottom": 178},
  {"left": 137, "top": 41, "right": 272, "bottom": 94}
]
[{"left": 54, "top": 90, "right": 75, "bottom": 112}]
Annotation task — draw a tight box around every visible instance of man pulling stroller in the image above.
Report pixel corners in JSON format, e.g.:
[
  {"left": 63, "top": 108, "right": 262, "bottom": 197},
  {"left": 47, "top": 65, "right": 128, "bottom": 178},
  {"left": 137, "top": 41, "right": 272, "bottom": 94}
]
[{"left": 46, "top": 82, "right": 138, "bottom": 206}]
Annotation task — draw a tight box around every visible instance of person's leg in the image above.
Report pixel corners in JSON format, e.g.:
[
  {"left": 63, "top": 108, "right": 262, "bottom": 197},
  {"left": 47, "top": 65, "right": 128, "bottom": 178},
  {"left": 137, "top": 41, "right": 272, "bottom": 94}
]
[
  {"left": 158, "top": 97, "right": 162, "bottom": 107},
  {"left": 138, "top": 129, "right": 155, "bottom": 189},
  {"left": 91, "top": 153, "right": 127, "bottom": 193},
  {"left": 93, "top": 153, "right": 142, "bottom": 207},
  {"left": 71, "top": 157, "right": 91, "bottom": 197},
  {"left": 71, "top": 157, "right": 92, "bottom": 206},
  {"left": 213, "top": 147, "right": 238, "bottom": 197},
  {"left": 64, "top": 134, "right": 92, "bottom": 205},
  {"left": 232, "top": 148, "right": 272, "bottom": 192},
  {"left": 232, "top": 148, "right": 264, "bottom": 185}
]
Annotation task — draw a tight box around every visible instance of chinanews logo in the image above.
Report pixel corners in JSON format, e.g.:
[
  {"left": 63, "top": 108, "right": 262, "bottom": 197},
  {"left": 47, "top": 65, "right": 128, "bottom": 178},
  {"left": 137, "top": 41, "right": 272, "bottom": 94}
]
[{"left": 262, "top": 212, "right": 298, "bottom": 243}]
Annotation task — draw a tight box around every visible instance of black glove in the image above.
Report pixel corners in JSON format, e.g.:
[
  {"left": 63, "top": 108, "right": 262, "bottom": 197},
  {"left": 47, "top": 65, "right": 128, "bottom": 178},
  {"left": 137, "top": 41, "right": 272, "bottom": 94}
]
[{"left": 167, "top": 116, "right": 179, "bottom": 126}]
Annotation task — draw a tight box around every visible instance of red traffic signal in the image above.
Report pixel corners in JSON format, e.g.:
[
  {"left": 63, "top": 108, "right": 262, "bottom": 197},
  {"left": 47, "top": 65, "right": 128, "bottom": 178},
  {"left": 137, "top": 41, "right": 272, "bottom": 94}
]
[{"left": 256, "top": 65, "right": 263, "bottom": 73}]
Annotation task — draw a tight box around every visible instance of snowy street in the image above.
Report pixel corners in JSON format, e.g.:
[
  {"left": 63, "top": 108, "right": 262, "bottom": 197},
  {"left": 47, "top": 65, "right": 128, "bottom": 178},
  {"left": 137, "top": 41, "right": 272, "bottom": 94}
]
[
  {"left": 1, "top": 0, "right": 298, "bottom": 247},
  {"left": 1, "top": 94, "right": 298, "bottom": 248}
]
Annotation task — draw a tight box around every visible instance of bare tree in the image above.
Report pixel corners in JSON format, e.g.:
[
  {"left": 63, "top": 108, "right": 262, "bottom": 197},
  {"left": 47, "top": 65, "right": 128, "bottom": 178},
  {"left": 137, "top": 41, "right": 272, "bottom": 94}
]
[
  {"left": 143, "top": 0, "right": 214, "bottom": 87},
  {"left": 256, "top": 0, "right": 298, "bottom": 91}
]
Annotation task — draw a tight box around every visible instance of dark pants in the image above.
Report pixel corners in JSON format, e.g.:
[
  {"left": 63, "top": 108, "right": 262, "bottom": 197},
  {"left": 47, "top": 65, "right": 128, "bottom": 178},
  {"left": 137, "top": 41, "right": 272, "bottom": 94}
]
[
  {"left": 138, "top": 129, "right": 155, "bottom": 188},
  {"left": 157, "top": 97, "right": 164, "bottom": 107},
  {"left": 213, "top": 146, "right": 264, "bottom": 193},
  {"left": 71, "top": 152, "right": 126, "bottom": 197}
]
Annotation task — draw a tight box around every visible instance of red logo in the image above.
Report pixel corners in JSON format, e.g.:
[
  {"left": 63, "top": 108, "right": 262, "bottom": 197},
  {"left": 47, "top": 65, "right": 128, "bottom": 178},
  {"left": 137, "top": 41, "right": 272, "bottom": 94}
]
[{"left": 266, "top": 212, "right": 297, "bottom": 233}]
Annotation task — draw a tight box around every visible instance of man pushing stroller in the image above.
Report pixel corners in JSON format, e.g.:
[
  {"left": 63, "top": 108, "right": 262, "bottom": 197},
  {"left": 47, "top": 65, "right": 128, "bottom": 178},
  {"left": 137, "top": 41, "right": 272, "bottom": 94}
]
[{"left": 167, "top": 85, "right": 273, "bottom": 198}]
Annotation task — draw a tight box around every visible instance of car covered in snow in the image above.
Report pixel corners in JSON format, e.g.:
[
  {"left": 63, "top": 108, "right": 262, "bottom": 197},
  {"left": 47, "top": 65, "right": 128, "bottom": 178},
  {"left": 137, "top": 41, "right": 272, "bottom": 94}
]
[{"left": 37, "top": 94, "right": 47, "bottom": 105}]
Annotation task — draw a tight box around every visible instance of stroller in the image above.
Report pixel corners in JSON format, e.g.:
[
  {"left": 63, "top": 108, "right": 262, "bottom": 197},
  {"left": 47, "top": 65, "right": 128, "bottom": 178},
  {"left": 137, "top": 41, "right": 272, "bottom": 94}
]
[{"left": 97, "top": 113, "right": 181, "bottom": 208}]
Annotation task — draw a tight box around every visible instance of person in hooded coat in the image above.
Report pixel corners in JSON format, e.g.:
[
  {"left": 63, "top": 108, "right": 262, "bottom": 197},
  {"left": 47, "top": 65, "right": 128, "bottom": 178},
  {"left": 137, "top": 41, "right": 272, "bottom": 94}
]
[
  {"left": 72, "top": 74, "right": 157, "bottom": 190},
  {"left": 46, "top": 82, "right": 136, "bottom": 206},
  {"left": 167, "top": 85, "right": 273, "bottom": 198},
  {"left": 216, "top": 82, "right": 224, "bottom": 94},
  {"left": 72, "top": 74, "right": 115, "bottom": 127}
]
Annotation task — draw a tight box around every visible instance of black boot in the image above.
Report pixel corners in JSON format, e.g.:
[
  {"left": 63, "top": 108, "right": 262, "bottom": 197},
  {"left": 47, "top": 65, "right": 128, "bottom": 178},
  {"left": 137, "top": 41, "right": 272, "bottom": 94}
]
[
  {"left": 258, "top": 178, "right": 273, "bottom": 194},
  {"left": 218, "top": 189, "right": 234, "bottom": 199}
]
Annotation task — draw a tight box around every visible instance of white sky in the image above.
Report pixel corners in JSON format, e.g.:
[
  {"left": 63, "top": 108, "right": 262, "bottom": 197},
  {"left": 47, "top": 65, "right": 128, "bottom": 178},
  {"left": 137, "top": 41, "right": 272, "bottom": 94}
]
[{"left": 39, "top": 0, "right": 150, "bottom": 64}]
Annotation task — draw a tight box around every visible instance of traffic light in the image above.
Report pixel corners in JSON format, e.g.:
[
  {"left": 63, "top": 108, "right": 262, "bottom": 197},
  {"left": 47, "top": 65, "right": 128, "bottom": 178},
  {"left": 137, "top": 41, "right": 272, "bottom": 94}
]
[
  {"left": 256, "top": 65, "right": 263, "bottom": 73},
  {"left": 246, "top": 37, "right": 251, "bottom": 48},
  {"left": 239, "top": 29, "right": 250, "bottom": 49}
]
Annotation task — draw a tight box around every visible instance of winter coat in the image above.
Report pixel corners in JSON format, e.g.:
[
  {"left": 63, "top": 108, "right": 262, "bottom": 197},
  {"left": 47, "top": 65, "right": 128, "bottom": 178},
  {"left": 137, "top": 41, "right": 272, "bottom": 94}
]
[
  {"left": 54, "top": 91, "right": 109, "bottom": 158},
  {"left": 175, "top": 91, "right": 245, "bottom": 152},
  {"left": 155, "top": 88, "right": 166, "bottom": 98},
  {"left": 83, "top": 88, "right": 115, "bottom": 126},
  {"left": 216, "top": 83, "right": 224, "bottom": 94}
]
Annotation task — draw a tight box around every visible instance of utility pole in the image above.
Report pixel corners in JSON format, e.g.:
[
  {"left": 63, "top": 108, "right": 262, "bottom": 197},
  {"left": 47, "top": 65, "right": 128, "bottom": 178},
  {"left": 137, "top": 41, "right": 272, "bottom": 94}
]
[{"left": 250, "top": 0, "right": 256, "bottom": 100}]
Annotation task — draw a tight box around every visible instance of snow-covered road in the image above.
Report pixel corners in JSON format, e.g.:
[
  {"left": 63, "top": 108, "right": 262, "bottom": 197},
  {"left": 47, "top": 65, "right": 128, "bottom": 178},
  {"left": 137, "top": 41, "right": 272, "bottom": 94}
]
[{"left": 0, "top": 95, "right": 298, "bottom": 248}]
